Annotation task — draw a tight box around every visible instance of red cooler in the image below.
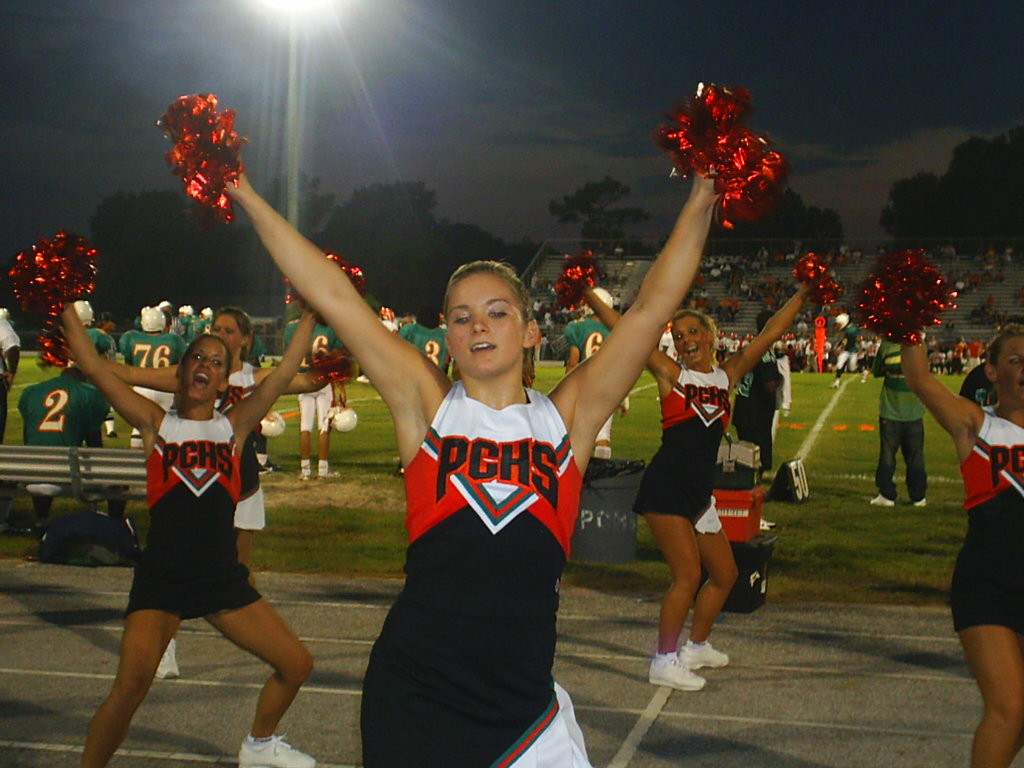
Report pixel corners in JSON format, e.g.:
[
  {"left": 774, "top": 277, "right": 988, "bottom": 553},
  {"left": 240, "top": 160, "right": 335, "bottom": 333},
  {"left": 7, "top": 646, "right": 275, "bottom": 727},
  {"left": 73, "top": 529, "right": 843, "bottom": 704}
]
[{"left": 713, "top": 486, "right": 763, "bottom": 542}]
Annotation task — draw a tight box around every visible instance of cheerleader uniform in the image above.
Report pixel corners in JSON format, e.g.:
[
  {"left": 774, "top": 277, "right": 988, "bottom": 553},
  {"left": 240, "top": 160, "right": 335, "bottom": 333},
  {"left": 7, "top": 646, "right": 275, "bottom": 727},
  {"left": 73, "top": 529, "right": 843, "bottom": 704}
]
[
  {"left": 360, "top": 382, "right": 592, "bottom": 768},
  {"left": 219, "top": 363, "right": 265, "bottom": 531},
  {"left": 126, "top": 410, "right": 258, "bottom": 619},
  {"left": 633, "top": 364, "right": 731, "bottom": 531},
  {"left": 952, "top": 407, "right": 1024, "bottom": 633}
]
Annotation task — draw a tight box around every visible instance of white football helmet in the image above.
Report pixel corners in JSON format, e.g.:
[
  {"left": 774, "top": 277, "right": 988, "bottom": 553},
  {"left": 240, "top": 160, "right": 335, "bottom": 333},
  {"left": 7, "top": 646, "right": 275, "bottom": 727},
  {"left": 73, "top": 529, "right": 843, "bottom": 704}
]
[
  {"left": 327, "top": 405, "right": 358, "bottom": 432},
  {"left": 200, "top": 306, "right": 213, "bottom": 319},
  {"left": 584, "top": 286, "right": 614, "bottom": 316},
  {"left": 73, "top": 300, "right": 94, "bottom": 326},
  {"left": 0, "top": 307, "right": 9, "bottom": 320},
  {"left": 835, "top": 312, "right": 850, "bottom": 329},
  {"left": 157, "top": 300, "right": 173, "bottom": 311},
  {"left": 140, "top": 306, "right": 165, "bottom": 332},
  {"left": 179, "top": 304, "right": 194, "bottom": 316},
  {"left": 259, "top": 411, "right": 287, "bottom": 438}
]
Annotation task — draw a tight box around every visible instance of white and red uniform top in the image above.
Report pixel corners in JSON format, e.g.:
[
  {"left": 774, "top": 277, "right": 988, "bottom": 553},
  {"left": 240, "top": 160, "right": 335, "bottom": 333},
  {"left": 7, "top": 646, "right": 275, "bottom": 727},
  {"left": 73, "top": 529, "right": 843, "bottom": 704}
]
[
  {"left": 962, "top": 409, "right": 1024, "bottom": 512},
  {"left": 660, "top": 365, "right": 731, "bottom": 435},
  {"left": 962, "top": 408, "right": 1024, "bottom": 533},
  {"left": 142, "top": 411, "right": 241, "bottom": 577},
  {"left": 654, "top": 364, "right": 731, "bottom": 514},
  {"left": 402, "top": 382, "right": 581, "bottom": 618}
]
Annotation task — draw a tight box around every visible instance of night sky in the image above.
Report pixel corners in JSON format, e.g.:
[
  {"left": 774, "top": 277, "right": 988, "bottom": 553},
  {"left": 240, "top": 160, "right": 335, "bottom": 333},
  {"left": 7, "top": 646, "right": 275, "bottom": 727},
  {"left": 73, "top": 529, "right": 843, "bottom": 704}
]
[{"left": 3, "top": 0, "right": 1023, "bottom": 270}]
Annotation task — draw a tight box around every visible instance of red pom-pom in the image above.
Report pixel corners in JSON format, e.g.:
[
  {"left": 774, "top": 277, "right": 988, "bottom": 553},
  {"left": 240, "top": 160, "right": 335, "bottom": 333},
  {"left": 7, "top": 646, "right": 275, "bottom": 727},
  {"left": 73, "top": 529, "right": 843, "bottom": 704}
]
[
  {"left": 37, "top": 322, "right": 69, "bottom": 368},
  {"left": 654, "top": 83, "right": 788, "bottom": 227},
  {"left": 158, "top": 93, "right": 245, "bottom": 222},
  {"left": 554, "top": 252, "right": 599, "bottom": 310},
  {"left": 10, "top": 230, "right": 98, "bottom": 316},
  {"left": 856, "top": 250, "right": 957, "bottom": 345},
  {"left": 792, "top": 252, "right": 842, "bottom": 305},
  {"left": 308, "top": 350, "right": 352, "bottom": 387},
  {"left": 285, "top": 251, "right": 367, "bottom": 312}
]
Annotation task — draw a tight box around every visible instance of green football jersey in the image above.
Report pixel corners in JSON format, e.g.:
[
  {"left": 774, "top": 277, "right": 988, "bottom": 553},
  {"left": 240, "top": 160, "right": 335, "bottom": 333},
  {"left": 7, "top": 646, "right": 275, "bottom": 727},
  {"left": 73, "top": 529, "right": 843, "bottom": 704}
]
[
  {"left": 563, "top": 317, "right": 610, "bottom": 361},
  {"left": 284, "top": 320, "right": 343, "bottom": 370},
  {"left": 118, "top": 329, "right": 186, "bottom": 367},
  {"left": 399, "top": 322, "right": 450, "bottom": 370},
  {"left": 19, "top": 372, "right": 109, "bottom": 447},
  {"left": 86, "top": 327, "right": 115, "bottom": 360}
]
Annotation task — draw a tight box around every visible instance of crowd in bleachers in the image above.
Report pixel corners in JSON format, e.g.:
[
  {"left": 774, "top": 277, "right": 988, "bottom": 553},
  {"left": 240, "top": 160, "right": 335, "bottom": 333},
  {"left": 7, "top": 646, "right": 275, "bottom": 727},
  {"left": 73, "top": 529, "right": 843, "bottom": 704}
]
[{"left": 527, "top": 239, "right": 1024, "bottom": 366}]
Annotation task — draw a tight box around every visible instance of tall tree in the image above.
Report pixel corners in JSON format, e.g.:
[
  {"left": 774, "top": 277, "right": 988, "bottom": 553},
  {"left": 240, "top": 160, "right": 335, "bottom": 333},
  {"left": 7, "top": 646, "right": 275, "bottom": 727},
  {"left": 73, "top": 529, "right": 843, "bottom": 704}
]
[
  {"left": 88, "top": 190, "right": 247, "bottom": 320},
  {"left": 715, "top": 188, "right": 844, "bottom": 247},
  {"left": 879, "top": 172, "right": 950, "bottom": 239},
  {"left": 881, "top": 125, "right": 1024, "bottom": 238},
  {"left": 317, "top": 182, "right": 439, "bottom": 312},
  {"left": 549, "top": 176, "right": 649, "bottom": 243}
]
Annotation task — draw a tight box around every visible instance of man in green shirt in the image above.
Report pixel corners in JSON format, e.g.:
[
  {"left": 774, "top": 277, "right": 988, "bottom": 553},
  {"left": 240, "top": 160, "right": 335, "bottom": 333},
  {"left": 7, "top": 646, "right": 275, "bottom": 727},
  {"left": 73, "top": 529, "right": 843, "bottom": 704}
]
[{"left": 870, "top": 339, "right": 927, "bottom": 507}]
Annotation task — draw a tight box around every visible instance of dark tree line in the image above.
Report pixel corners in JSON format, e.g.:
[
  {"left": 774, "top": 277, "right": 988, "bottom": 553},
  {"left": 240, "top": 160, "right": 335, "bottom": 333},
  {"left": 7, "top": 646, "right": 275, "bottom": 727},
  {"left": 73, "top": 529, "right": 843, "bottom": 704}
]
[
  {"left": 84, "top": 181, "right": 533, "bottom": 320},
  {"left": 75, "top": 171, "right": 845, "bottom": 324},
  {"left": 881, "top": 125, "right": 1024, "bottom": 238}
]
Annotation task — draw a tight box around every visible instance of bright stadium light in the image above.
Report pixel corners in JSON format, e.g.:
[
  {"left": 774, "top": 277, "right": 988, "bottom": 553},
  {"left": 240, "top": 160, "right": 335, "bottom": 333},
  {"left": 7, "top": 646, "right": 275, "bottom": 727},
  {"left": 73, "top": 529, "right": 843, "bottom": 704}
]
[
  {"left": 257, "top": 0, "right": 337, "bottom": 14},
  {"left": 250, "top": 0, "right": 351, "bottom": 228}
]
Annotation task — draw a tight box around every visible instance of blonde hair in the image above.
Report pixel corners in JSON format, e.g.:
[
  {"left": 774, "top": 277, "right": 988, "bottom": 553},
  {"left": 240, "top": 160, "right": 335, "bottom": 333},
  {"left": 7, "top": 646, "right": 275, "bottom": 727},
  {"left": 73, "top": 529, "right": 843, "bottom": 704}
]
[
  {"left": 444, "top": 261, "right": 532, "bottom": 320},
  {"left": 987, "top": 323, "right": 1024, "bottom": 365},
  {"left": 671, "top": 308, "right": 719, "bottom": 340}
]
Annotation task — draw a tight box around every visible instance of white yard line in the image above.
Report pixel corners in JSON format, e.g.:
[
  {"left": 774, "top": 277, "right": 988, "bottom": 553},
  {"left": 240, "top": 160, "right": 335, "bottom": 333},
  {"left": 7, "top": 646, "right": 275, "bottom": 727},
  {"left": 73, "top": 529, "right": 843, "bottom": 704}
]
[
  {"left": 603, "top": 686, "right": 672, "bottom": 768},
  {"left": 0, "top": 739, "right": 357, "bottom": 768},
  {"left": 795, "top": 377, "right": 850, "bottom": 461}
]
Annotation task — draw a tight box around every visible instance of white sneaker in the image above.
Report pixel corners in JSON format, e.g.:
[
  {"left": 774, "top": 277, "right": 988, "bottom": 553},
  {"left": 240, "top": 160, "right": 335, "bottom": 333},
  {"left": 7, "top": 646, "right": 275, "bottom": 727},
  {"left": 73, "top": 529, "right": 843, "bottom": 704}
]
[
  {"left": 239, "top": 735, "right": 316, "bottom": 768},
  {"left": 830, "top": 379, "right": 840, "bottom": 389},
  {"left": 759, "top": 518, "right": 776, "bottom": 531},
  {"left": 299, "top": 472, "right": 312, "bottom": 482},
  {"left": 155, "top": 638, "right": 179, "bottom": 680},
  {"left": 869, "top": 494, "right": 895, "bottom": 507},
  {"left": 680, "top": 641, "right": 729, "bottom": 669},
  {"left": 912, "top": 498, "right": 927, "bottom": 507},
  {"left": 316, "top": 471, "right": 340, "bottom": 480},
  {"left": 649, "top": 654, "right": 705, "bottom": 691}
]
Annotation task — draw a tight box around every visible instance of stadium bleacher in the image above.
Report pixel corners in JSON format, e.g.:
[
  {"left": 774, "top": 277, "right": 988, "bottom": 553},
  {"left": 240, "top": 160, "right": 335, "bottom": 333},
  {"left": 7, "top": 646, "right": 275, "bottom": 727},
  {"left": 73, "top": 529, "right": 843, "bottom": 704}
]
[{"left": 525, "top": 241, "right": 1024, "bottom": 354}]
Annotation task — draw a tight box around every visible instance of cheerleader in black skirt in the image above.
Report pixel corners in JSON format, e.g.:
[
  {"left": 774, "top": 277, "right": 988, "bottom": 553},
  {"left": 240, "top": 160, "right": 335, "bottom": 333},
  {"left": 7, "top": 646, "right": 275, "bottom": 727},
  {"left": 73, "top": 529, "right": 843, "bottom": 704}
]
[
  {"left": 903, "top": 325, "right": 1024, "bottom": 768},
  {"left": 230, "top": 171, "right": 719, "bottom": 766},
  {"left": 587, "top": 283, "right": 808, "bottom": 692},
  {"left": 64, "top": 305, "right": 319, "bottom": 768}
]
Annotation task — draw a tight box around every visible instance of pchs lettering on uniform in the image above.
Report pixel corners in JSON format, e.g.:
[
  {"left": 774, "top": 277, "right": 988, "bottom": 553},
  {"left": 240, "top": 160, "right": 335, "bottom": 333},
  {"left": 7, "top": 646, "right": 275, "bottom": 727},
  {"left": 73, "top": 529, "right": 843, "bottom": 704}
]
[
  {"left": 682, "top": 382, "right": 731, "bottom": 411},
  {"left": 161, "top": 440, "right": 235, "bottom": 479},
  {"left": 989, "top": 444, "right": 1024, "bottom": 486},
  {"left": 436, "top": 436, "right": 560, "bottom": 507}
]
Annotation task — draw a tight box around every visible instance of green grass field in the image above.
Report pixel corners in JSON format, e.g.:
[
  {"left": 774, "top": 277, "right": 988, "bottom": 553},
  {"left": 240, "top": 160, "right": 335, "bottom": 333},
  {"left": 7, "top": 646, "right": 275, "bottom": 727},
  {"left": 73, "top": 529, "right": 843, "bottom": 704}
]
[{"left": 1, "top": 359, "right": 970, "bottom": 605}]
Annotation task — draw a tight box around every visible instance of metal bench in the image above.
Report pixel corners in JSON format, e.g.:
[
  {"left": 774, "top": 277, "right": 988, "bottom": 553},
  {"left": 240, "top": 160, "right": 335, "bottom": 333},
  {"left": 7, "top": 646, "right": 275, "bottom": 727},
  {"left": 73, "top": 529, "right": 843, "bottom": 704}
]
[{"left": 0, "top": 444, "right": 147, "bottom": 505}]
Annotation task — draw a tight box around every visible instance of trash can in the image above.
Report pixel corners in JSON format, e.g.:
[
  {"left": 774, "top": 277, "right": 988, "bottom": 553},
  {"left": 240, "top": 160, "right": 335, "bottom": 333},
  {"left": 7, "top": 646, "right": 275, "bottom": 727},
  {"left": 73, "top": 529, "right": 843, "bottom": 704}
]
[
  {"left": 723, "top": 533, "right": 778, "bottom": 613},
  {"left": 571, "top": 458, "right": 645, "bottom": 563}
]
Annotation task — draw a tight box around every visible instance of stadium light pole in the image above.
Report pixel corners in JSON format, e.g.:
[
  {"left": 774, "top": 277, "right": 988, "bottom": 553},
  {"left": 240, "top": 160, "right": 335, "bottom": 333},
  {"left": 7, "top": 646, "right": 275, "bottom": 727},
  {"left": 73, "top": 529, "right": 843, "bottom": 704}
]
[{"left": 253, "top": 0, "right": 338, "bottom": 229}]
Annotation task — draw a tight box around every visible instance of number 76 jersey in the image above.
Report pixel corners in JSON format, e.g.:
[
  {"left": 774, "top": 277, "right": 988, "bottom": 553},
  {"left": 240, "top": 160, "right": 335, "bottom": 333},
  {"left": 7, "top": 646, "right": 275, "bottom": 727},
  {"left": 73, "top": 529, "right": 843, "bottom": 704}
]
[{"left": 118, "top": 329, "right": 186, "bottom": 368}]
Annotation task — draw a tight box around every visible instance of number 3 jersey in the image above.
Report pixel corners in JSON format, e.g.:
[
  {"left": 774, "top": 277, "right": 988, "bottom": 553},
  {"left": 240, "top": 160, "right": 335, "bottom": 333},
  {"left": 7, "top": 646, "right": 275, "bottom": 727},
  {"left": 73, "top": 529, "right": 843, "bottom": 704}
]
[
  {"left": 141, "top": 411, "right": 242, "bottom": 579},
  {"left": 402, "top": 382, "right": 582, "bottom": 618}
]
